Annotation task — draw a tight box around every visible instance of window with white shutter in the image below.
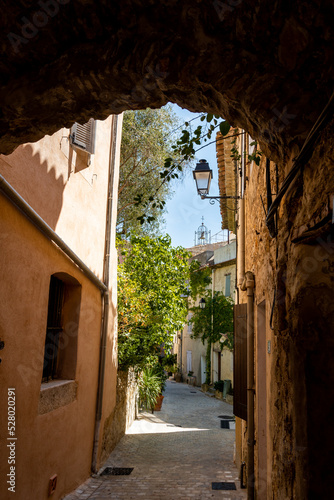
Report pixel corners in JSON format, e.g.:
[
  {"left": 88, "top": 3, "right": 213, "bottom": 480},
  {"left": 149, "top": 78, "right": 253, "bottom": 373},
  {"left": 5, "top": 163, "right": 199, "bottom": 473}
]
[
  {"left": 225, "top": 274, "right": 231, "bottom": 297},
  {"left": 70, "top": 118, "right": 96, "bottom": 154}
]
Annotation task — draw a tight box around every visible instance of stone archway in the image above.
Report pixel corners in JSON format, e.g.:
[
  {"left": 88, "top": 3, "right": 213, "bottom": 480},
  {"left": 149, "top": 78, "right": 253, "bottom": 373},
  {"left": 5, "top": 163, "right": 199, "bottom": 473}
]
[
  {"left": 1, "top": 0, "right": 334, "bottom": 158},
  {"left": 2, "top": 3, "right": 334, "bottom": 498}
]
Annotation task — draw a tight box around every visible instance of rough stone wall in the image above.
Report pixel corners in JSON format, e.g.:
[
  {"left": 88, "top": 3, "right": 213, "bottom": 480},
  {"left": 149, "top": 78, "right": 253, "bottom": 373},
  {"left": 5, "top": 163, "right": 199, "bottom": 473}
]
[
  {"left": 243, "top": 118, "right": 334, "bottom": 498},
  {"left": 244, "top": 149, "right": 296, "bottom": 499},
  {"left": 1, "top": 1, "right": 334, "bottom": 162},
  {"left": 100, "top": 370, "right": 137, "bottom": 465},
  {"left": 275, "top": 119, "right": 334, "bottom": 500}
]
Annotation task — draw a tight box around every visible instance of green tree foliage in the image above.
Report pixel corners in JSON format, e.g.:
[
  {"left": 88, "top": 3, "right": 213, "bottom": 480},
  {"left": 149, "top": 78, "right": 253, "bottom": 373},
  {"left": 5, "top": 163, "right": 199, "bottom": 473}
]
[
  {"left": 189, "top": 291, "right": 234, "bottom": 384},
  {"left": 117, "top": 235, "right": 191, "bottom": 370},
  {"left": 118, "top": 106, "right": 186, "bottom": 236}
]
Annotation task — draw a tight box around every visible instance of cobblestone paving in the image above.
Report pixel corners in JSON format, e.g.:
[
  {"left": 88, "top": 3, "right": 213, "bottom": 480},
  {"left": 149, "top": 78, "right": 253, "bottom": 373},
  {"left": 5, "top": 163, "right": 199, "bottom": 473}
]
[{"left": 63, "top": 381, "right": 246, "bottom": 500}]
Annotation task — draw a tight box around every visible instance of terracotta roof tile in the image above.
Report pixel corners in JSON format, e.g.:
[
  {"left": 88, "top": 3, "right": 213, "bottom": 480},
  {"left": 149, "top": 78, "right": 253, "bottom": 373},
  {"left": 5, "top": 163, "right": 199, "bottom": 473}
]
[{"left": 216, "top": 131, "right": 237, "bottom": 233}]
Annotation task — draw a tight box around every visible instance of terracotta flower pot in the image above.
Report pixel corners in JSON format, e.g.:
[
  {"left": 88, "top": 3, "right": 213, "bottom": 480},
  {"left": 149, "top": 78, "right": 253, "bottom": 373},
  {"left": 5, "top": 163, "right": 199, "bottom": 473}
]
[{"left": 154, "top": 394, "right": 164, "bottom": 411}]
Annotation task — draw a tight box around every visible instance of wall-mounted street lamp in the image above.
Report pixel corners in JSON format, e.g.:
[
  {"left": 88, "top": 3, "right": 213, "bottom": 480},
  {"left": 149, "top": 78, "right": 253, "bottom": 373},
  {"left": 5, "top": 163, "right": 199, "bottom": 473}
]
[
  {"left": 199, "top": 297, "right": 206, "bottom": 309},
  {"left": 193, "top": 159, "right": 240, "bottom": 203}
]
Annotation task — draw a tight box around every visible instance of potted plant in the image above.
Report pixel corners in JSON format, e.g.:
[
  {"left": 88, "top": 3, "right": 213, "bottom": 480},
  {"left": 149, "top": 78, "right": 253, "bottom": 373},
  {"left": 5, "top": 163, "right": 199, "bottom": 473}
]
[
  {"left": 174, "top": 364, "right": 183, "bottom": 383},
  {"left": 226, "top": 386, "right": 234, "bottom": 405},
  {"left": 138, "top": 368, "right": 161, "bottom": 413},
  {"left": 162, "top": 354, "right": 177, "bottom": 376},
  {"left": 213, "top": 380, "right": 225, "bottom": 400},
  {"left": 152, "top": 362, "right": 167, "bottom": 411},
  {"left": 187, "top": 371, "right": 197, "bottom": 386}
]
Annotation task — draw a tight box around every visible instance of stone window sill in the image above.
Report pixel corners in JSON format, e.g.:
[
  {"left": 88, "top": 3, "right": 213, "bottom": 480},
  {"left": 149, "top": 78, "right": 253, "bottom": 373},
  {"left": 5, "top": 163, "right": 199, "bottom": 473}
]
[{"left": 38, "top": 379, "right": 78, "bottom": 415}]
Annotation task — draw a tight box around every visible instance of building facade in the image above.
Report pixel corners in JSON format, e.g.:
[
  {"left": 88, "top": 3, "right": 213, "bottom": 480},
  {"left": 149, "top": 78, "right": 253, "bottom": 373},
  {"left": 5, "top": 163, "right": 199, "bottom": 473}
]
[
  {"left": 219, "top": 121, "right": 334, "bottom": 498},
  {"left": 0, "top": 115, "right": 123, "bottom": 500},
  {"left": 176, "top": 239, "right": 236, "bottom": 388}
]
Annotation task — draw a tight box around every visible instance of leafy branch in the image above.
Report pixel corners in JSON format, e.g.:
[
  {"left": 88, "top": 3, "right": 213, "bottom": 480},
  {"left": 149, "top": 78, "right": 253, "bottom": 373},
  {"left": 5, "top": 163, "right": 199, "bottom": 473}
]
[
  {"left": 230, "top": 129, "right": 262, "bottom": 166},
  {"left": 136, "top": 114, "right": 232, "bottom": 225},
  {"left": 133, "top": 113, "right": 263, "bottom": 226}
]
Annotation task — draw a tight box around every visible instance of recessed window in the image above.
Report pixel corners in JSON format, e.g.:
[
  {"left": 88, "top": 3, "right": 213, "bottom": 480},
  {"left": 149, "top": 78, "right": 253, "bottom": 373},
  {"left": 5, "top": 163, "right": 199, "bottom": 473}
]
[
  {"left": 42, "top": 273, "right": 81, "bottom": 383},
  {"left": 42, "top": 276, "right": 64, "bottom": 382}
]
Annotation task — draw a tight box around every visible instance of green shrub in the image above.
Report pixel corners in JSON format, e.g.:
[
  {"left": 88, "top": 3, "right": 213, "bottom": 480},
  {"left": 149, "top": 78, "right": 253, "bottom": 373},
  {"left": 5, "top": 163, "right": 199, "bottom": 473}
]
[
  {"left": 152, "top": 362, "right": 168, "bottom": 393},
  {"left": 213, "top": 380, "right": 225, "bottom": 392},
  {"left": 162, "top": 353, "right": 177, "bottom": 368}
]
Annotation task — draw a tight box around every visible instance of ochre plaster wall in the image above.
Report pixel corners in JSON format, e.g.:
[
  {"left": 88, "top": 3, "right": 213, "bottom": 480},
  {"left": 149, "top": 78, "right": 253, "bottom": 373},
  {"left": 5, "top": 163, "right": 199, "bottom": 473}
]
[
  {"left": 0, "top": 115, "right": 121, "bottom": 499},
  {"left": 213, "top": 263, "right": 236, "bottom": 298},
  {"left": 0, "top": 116, "right": 113, "bottom": 279},
  {"left": 0, "top": 196, "right": 101, "bottom": 500},
  {"left": 96, "top": 114, "right": 123, "bottom": 467}
]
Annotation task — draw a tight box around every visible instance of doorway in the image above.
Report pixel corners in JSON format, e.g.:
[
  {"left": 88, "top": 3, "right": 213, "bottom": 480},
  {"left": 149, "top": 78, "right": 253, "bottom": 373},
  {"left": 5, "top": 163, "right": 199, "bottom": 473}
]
[
  {"left": 186, "top": 350, "right": 192, "bottom": 374},
  {"left": 201, "top": 356, "right": 206, "bottom": 385},
  {"left": 257, "top": 300, "right": 267, "bottom": 497}
]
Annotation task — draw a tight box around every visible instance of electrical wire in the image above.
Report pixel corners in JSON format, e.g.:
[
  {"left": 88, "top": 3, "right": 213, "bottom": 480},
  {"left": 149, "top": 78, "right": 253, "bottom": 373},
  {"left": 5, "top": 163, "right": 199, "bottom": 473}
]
[
  {"left": 266, "top": 91, "right": 334, "bottom": 236},
  {"left": 163, "top": 113, "right": 205, "bottom": 139}
]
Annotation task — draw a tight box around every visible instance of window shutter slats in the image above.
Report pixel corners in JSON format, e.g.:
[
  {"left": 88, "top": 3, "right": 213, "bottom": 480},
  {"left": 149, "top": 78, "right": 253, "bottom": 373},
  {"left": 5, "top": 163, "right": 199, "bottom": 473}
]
[
  {"left": 70, "top": 118, "right": 96, "bottom": 154},
  {"left": 233, "top": 303, "right": 247, "bottom": 420}
]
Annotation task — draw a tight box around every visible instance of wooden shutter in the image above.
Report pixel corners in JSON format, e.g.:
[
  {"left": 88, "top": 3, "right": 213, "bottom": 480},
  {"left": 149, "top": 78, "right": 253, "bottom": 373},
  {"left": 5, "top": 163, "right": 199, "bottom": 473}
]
[
  {"left": 233, "top": 303, "right": 247, "bottom": 420},
  {"left": 70, "top": 118, "right": 96, "bottom": 154},
  {"left": 225, "top": 274, "right": 231, "bottom": 297}
]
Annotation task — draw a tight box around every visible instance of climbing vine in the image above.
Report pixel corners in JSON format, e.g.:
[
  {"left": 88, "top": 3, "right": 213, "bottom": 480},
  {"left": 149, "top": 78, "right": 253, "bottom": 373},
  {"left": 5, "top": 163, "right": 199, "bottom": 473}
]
[
  {"left": 230, "top": 127, "right": 262, "bottom": 166},
  {"left": 189, "top": 291, "right": 234, "bottom": 385}
]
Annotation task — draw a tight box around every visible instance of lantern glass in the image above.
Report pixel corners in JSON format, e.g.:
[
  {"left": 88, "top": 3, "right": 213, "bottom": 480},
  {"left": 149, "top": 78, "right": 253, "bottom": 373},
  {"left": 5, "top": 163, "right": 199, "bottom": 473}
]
[{"left": 193, "top": 159, "right": 213, "bottom": 196}]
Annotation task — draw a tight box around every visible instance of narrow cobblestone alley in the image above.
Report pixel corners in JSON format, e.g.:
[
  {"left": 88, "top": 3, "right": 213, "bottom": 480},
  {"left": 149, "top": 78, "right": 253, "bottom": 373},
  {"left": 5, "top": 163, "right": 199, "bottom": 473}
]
[{"left": 63, "top": 381, "right": 247, "bottom": 500}]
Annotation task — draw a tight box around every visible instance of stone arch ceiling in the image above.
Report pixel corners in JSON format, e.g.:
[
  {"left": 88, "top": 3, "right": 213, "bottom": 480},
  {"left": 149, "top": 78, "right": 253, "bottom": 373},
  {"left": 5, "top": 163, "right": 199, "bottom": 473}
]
[{"left": 1, "top": 0, "right": 334, "bottom": 160}]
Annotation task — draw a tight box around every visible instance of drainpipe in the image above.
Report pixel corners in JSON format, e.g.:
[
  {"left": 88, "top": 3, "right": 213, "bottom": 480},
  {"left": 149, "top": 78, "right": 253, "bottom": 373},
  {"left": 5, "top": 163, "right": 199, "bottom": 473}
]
[
  {"left": 241, "top": 271, "right": 255, "bottom": 499},
  {"left": 237, "top": 133, "right": 245, "bottom": 287},
  {"left": 237, "top": 197, "right": 245, "bottom": 286},
  {"left": 211, "top": 267, "right": 215, "bottom": 383},
  {"left": 92, "top": 114, "right": 122, "bottom": 472},
  {"left": 234, "top": 187, "right": 239, "bottom": 305}
]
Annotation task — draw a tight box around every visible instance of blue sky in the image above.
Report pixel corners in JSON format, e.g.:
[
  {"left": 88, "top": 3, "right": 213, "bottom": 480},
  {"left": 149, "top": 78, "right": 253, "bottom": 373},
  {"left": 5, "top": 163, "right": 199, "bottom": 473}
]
[{"left": 162, "top": 104, "right": 226, "bottom": 248}]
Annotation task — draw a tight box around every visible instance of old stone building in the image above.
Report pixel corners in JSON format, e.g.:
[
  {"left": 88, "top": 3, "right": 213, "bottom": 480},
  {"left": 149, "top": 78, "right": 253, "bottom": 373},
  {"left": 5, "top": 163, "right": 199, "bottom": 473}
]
[
  {"left": 177, "top": 238, "right": 236, "bottom": 387},
  {"left": 1, "top": 1, "right": 334, "bottom": 499},
  {"left": 217, "top": 126, "right": 334, "bottom": 498}
]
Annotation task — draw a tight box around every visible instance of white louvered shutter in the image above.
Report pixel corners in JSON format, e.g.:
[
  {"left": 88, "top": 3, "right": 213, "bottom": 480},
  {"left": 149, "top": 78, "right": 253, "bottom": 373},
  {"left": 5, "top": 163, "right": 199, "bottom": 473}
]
[{"left": 70, "top": 118, "right": 96, "bottom": 154}]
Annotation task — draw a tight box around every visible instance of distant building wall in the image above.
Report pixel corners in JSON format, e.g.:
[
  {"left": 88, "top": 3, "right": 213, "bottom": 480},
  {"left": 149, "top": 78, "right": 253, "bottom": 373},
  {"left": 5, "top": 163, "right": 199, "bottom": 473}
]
[{"left": 178, "top": 241, "right": 236, "bottom": 388}]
